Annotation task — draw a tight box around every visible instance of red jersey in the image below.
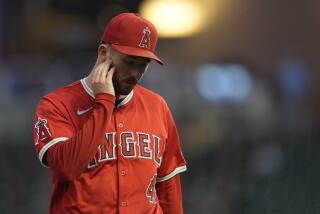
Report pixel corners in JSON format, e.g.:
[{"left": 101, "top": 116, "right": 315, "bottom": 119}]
[{"left": 33, "top": 79, "right": 187, "bottom": 214}]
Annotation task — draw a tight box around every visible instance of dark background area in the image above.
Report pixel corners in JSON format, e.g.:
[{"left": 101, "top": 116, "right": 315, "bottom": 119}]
[{"left": 1, "top": 0, "right": 320, "bottom": 213}]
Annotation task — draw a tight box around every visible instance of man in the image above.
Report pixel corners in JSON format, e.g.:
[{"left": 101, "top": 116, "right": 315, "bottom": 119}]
[{"left": 33, "top": 13, "right": 187, "bottom": 214}]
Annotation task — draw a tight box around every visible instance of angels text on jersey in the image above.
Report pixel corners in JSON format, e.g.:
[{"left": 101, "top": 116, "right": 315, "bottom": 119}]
[{"left": 87, "top": 131, "right": 162, "bottom": 169}]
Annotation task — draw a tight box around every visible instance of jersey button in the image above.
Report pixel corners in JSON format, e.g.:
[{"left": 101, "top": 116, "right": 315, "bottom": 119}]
[
  {"left": 121, "top": 170, "right": 126, "bottom": 176},
  {"left": 118, "top": 123, "right": 123, "bottom": 128},
  {"left": 121, "top": 201, "right": 127, "bottom": 207}
]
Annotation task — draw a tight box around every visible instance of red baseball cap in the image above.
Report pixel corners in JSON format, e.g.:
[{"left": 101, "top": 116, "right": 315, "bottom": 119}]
[{"left": 101, "top": 13, "right": 163, "bottom": 65}]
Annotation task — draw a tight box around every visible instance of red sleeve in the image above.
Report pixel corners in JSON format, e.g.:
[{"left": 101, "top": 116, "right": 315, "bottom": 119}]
[
  {"left": 33, "top": 93, "right": 115, "bottom": 181},
  {"left": 156, "top": 174, "right": 183, "bottom": 214},
  {"left": 157, "top": 106, "right": 187, "bottom": 182}
]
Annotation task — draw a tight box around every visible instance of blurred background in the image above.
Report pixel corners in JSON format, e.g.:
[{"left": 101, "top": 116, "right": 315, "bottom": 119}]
[{"left": 1, "top": 0, "right": 320, "bottom": 213}]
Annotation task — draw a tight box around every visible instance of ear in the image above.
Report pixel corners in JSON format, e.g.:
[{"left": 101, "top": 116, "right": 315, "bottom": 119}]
[{"left": 97, "top": 44, "right": 111, "bottom": 62}]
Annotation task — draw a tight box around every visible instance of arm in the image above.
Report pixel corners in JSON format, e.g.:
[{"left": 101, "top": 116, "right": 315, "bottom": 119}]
[
  {"left": 44, "top": 93, "right": 115, "bottom": 181},
  {"left": 34, "top": 60, "right": 116, "bottom": 181},
  {"left": 156, "top": 174, "right": 183, "bottom": 214},
  {"left": 156, "top": 103, "right": 187, "bottom": 213}
]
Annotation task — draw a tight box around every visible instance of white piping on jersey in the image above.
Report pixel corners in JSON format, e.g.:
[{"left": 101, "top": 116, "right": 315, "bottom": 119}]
[
  {"left": 156, "top": 165, "right": 187, "bottom": 183},
  {"left": 80, "top": 78, "right": 95, "bottom": 98},
  {"left": 117, "top": 90, "right": 133, "bottom": 107},
  {"left": 38, "top": 137, "right": 69, "bottom": 168},
  {"left": 80, "top": 78, "right": 134, "bottom": 108}
]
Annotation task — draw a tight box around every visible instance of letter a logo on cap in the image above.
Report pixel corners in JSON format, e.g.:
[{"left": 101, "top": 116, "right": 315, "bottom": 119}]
[{"left": 139, "top": 27, "right": 151, "bottom": 49}]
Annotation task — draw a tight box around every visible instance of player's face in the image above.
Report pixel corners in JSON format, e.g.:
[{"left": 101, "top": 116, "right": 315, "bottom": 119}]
[{"left": 109, "top": 49, "right": 150, "bottom": 96}]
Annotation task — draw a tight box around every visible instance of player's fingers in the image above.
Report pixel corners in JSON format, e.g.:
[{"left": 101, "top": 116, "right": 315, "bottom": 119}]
[
  {"left": 91, "top": 65, "right": 98, "bottom": 81},
  {"left": 98, "top": 62, "right": 108, "bottom": 82},
  {"left": 99, "top": 61, "right": 110, "bottom": 81},
  {"left": 99, "top": 60, "right": 110, "bottom": 80},
  {"left": 94, "top": 67, "right": 102, "bottom": 83},
  {"left": 106, "top": 67, "right": 115, "bottom": 82},
  {"left": 95, "top": 61, "right": 107, "bottom": 79}
]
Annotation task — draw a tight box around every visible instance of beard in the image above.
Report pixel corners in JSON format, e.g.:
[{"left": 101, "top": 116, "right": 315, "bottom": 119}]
[
  {"left": 112, "top": 72, "right": 138, "bottom": 96},
  {"left": 113, "top": 81, "right": 135, "bottom": 95}
]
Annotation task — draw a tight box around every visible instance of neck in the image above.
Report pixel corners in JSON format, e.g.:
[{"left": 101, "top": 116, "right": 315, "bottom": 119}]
[{"left": 117, "top": 94, "right": 126, "bottom": 100}]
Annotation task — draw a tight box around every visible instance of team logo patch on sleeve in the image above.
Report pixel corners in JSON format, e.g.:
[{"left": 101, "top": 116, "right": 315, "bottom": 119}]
[{"left": 35, "top": 117, "right": 51, "bottom": 145}]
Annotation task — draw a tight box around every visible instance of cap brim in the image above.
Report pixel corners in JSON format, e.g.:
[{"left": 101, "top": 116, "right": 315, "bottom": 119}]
[{"left": 111, "top": 44, "right": 164, "bottom": 65}]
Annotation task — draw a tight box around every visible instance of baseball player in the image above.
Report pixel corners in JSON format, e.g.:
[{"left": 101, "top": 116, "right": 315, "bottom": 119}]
[{"left": 33, "top": 13, "right": 187, "bottom": 213}]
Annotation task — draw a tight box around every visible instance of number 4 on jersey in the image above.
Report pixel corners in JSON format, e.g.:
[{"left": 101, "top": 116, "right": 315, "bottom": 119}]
[{"left": 146, "top": 174, "right": 157, "bottom": 204}]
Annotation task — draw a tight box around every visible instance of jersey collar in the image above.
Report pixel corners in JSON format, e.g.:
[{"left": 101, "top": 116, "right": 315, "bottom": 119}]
[{"left": 80, "top": 78, "right": 134, "bottom": 107}]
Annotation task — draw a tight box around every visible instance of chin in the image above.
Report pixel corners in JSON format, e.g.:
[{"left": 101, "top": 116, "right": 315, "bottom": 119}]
[{"left": 116, "top": 87, "right": 133, "bottom": 96}]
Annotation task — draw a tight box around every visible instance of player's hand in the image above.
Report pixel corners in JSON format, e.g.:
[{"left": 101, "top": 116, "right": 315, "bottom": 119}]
[{"left": 90, "top": 60, "right": 115, "bottom": 96}]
